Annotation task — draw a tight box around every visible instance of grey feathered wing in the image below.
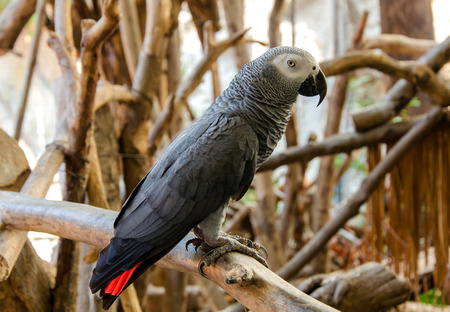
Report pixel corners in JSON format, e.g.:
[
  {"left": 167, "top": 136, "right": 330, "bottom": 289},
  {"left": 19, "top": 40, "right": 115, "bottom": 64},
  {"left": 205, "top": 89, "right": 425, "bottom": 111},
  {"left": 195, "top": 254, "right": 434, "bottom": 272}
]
[{"left": 89, "top": 112, "right": 258, "bottom": 308}]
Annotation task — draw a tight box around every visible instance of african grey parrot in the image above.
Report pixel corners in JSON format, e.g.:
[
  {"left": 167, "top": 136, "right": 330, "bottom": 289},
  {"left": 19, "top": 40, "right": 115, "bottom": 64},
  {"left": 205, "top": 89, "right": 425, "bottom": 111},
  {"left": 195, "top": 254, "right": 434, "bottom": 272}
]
[{"left": 89, "top": 46, "right": 327, "bottom": 309}]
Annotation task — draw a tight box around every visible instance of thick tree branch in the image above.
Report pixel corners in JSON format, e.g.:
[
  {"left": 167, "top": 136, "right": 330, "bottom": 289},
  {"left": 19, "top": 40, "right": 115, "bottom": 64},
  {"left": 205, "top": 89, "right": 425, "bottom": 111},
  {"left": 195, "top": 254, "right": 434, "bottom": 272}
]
[
  {"left": 0, "top": 191, "right": 338, "bottom": 312},
  {"left": 277, "top": 106, "right": 444, "bottom": 280}
]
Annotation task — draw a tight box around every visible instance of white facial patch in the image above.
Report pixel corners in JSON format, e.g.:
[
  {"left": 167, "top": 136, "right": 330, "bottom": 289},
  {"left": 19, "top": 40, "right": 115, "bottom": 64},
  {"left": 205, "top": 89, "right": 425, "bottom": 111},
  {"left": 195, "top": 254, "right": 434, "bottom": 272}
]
[{"left": 272, "top": 53, "right": 318, "bottom": 82}]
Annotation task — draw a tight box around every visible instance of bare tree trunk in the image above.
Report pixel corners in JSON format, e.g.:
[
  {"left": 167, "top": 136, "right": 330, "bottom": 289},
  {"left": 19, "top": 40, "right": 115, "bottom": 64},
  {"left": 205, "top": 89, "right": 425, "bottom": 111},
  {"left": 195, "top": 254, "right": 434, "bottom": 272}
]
[{"left": 379, "top": 0, "right": 435, "bottom": 114}]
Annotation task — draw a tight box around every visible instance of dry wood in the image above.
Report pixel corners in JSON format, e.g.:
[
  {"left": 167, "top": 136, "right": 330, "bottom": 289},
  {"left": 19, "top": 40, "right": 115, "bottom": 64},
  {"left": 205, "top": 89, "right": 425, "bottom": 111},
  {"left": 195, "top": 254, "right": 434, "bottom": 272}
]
[
  {"left": 0, "top": 0, "right": 37, "bottom": 55},
  {"left": 0, "top": 191, "right": 338, "bottom": 312},
  {"left": 351, "top": 36, "right": 450, "bottom": 131},
  {"left": 14, "top": 0, "right": 48, "bottom": 140},
  {"left": 361, "top": 34, "right": 436, "bottom": 57},
  {"left": 297, "top": 262, "right": 411, "bottom": 312},
  {"left": 277, "top": 106, "right": 444, "bottom": 280}
]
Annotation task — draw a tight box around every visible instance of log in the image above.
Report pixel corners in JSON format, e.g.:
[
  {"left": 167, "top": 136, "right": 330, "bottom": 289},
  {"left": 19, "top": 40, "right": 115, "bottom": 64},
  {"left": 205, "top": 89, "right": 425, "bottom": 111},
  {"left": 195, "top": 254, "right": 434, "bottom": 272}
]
[
  {"left": 0, "top": 191, "right": 338, "bottom": 312},
  {"left": 297, "top": 262, "right": 411, "bottom": 312}
]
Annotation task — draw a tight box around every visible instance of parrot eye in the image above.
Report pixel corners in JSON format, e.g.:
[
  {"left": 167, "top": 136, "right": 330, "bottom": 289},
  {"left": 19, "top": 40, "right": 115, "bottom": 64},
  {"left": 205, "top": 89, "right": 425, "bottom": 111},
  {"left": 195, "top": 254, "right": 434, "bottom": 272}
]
[
  {"left": 287, "top": 60, "right": 296, "bottom": 67},
  {"left": 312, "top": 66, "right": 316, "bottom": 70}
]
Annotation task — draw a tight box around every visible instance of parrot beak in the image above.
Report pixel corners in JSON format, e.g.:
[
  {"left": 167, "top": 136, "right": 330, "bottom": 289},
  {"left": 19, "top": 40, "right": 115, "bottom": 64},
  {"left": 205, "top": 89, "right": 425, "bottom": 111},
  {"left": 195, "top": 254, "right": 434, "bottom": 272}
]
[{"left": 298, "top": 69, "right": 327, "bottom": 106}]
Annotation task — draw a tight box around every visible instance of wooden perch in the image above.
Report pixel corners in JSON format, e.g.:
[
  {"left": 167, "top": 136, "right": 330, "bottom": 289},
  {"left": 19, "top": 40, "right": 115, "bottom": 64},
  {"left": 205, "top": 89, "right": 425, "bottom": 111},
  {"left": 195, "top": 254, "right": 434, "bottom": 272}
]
[
  {"left": 0, "top": 191, "right": 338, "bottom": 312},
  {"left": 297, "top": 262, "right": 411, "bottom": 312},
  {"left": 277, "top": 106, "right": 444, "bottom": 280},
  {"left": 320, "top": 50, "right": 450, "bottom": 106}
]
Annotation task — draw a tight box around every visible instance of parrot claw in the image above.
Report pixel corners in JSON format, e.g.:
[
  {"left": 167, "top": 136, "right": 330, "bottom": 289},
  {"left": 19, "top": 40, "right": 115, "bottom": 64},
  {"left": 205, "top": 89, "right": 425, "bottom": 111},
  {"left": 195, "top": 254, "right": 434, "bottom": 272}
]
[
  {"left": 197, "top": 234, "right": 269, "bottom": 278},
  {"left": 185, "top": 238, "right": 210, "bottom": 252}
]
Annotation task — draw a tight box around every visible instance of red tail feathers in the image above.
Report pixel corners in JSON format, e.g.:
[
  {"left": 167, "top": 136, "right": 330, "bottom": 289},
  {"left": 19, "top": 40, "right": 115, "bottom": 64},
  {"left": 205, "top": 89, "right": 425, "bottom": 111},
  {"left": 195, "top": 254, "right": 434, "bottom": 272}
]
[{"left": 104, "top": 262, "right": 142, "bottom": 296}]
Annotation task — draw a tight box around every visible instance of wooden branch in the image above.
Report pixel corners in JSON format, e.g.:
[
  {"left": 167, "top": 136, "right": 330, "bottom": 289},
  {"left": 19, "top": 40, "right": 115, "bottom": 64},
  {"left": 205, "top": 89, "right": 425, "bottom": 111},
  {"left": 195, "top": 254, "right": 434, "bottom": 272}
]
[
  {"left": 276, "top": 106, "right": 443, "bottom": 280},
  {"left": 0, "top": 0, "right": 37, "bottom": 55},
  {"left": 0, "top": 191, "right": 338, "bottom": 312},
  {"left": 320, "top": 50, "right": 450, "bottom": 106},
  {"left": 351, "top": 36, "right": 450, "bottom": 131},
  {"left": 146, "top": 28, "right": 250, "bottom": 157},
  {"left": 14, "top": 0, "right": 48, "bottom": 140},
  {"left": 360, "top": 34, "right": 436, "bottom": 57},
  {"left": 258, "top": 117, "right": 423, "bottom": 172}
]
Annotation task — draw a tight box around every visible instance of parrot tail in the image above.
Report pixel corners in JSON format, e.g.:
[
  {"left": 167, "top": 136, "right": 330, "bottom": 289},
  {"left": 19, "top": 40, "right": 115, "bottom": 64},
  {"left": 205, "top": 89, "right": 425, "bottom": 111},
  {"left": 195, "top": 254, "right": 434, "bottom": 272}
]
[
  {"left": 99, "top": 261, "right": 142, "bottom": 309},
  {"left": 104, "top": 261, "right": 142, "bottom": 295}
]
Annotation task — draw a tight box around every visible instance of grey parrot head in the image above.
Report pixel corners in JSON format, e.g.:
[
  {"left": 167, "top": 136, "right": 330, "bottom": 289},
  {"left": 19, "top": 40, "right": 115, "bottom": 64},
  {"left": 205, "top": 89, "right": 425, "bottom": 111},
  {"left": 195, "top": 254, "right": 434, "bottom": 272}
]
[{"left": 242, "top": 46, "right": 327, "bottom": 106}]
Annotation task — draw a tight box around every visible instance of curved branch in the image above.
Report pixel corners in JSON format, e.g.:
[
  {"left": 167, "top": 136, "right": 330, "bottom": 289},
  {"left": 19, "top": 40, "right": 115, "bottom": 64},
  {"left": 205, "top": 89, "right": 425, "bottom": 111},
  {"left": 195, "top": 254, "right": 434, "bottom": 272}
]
[
  {"left": 0, "top": 191, "right": 338, "bottom": 312},
  {"left": 320, "top": 50, "right": 450, "bottom": 106}
]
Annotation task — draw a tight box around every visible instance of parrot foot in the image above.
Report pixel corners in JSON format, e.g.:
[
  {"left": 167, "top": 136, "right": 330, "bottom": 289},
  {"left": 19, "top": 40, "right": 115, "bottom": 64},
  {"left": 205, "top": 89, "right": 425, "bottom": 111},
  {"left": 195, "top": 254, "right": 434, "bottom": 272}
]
[{"left": 197, "top": 234, "right": 269, "bottom": 278}]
